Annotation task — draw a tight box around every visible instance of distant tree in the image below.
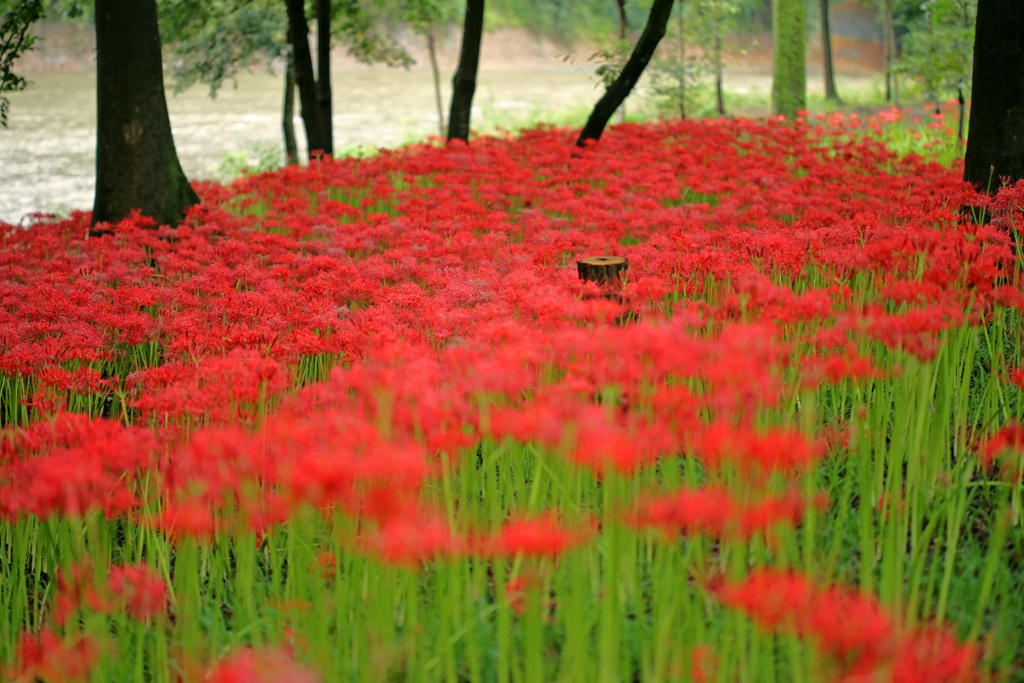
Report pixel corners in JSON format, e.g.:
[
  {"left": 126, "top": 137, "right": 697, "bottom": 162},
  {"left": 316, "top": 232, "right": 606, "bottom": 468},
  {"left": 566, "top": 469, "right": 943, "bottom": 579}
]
[
  {"left": 283, "top": 0, "right": 327, "bottom": 157},
  {"left": 882, "top": 0, "right": 898, "bottom": 104},
  {"left": 771, "top": 0, "right": 805, "bottom": 118},
  {"left": 819, "top": 0, "right": 839, "bottom": 101},
  {"left": 162, "top": 0, "right": 410, "bottom": 162},
  {"left": 963, "top": 0, "right": 1024, "bottom": 199},
  {"left": 402, "top": 0, "right": 459, "bottom": 138},
  {"left": 577, "top": 0, "right": 674, "bottom": 147},
  {"left": 158, "top": 0, "right": 298, "bottom": 161},
  {"left": 447, "top": 0, "right": 484, "bottom": 143},
  {"left": 898, "top": 0, "right": 975, "bottom": 147},
  {"left": 91, "top": 0, "right": 199, "bottom": 230},
  {"left": 0, "top": 0, "right": 43, "bottom": 128}
]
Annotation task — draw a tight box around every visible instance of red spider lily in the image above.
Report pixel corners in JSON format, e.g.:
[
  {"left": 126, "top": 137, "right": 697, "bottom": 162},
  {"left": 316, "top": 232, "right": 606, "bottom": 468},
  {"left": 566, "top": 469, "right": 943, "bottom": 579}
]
[
  {"left": 715, "top": 569, "right": 977, "bottom": 682},
  {"left": 206, "top": 647, "right": 320, "bottom": 683},
  {"left": 696, "top": 423, "right": 824, "bottom": 477},
  {"left": 5, "top": 627, "right": 100, "bottom": 683},
  {"left": 477, "top": 512, "right": 596, "bottom": 558},
  {"left": 978, "top": 422, "right": 1024, "bottom": 482},
  {"left": 53, "top": 561, "right": 110, "bottom": 626},
  {"left": 0, "top": 413, "right": 155, "bottom": 521},
  {"left": 627, "top": 486, "right": 827, "bottom": 541},
  {"left": 361, "top": 509, "right": 465, "bottom": 567},
  {"left": 108, "top": 563, "right": 169, "bottom": 621}
]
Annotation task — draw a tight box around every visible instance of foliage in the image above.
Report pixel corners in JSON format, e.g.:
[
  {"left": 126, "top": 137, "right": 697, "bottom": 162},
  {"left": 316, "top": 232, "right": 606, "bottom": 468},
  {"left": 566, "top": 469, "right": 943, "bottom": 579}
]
[
  {"left": 158, "top": 0, "right": 413, "bottom": 100},
  {"left": 0, "top": 0, "right": 43, "bottom": 127},
  {"left": 647, "top": 0, "right": 753, "bottom": 118},
  {"left": 897, "top": 0, "right": 976, "bottom": 108},
  {"left": 159, "top": 0, "right": 283, "bottom": 97}
]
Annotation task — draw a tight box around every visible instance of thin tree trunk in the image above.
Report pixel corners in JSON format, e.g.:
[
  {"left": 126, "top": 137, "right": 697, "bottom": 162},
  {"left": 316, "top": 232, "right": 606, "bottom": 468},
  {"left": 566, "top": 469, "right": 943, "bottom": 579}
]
[
  {"left": 771, "top": 0, "right": 806, "bottom": 118},
  {"left": 678, "top": 0, "right": 685, "bottom": 118},
  {"left": 283, "top": 44, "right": 298, "bottom": 165},
  {"left": 427, "top": 27, "right": 446, "bottom": 137},
  {"left": 964, "top": 0, "right": 1024, "bottom": 201},
  {"left": 91, "top": 0, "right": 198, "bottom": 232},
  {"left": 617, "top": 0, "right": 628, "bottom": 124},
  {"left": 956, "top": 86, "right": 966, "bottom": 155},
  {"left": 315, "top": 0, "right": 333, "bottom": 157},
  {"left": 577, "top": 0, "right": 675, "bottom": 147},
  {"left": 284, "top": 0, "right": 326, "bottom": 159},
  {"left": 820, "top": 0, "right": 840, "bottom": 101},
  {"left": 447, "top": 0, "right": 485, "bottom": 144},
  {"left": 883, "top": 0, "right": 899, "bottom": 106},
  {"left": 715, "top": 34, "right": 724, "bottom": 115}
]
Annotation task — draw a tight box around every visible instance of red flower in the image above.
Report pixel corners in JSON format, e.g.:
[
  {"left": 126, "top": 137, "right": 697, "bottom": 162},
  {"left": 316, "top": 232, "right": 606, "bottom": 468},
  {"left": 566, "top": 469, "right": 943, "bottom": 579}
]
[
  {"left": 206, "top": 647, "right": 320, "bottom": 683},
  {"left": 6, "top": 627, "right": 100, "bottom": 683},
  {"left": 478, "top": 512, "right": 595, "bottom": 558}
]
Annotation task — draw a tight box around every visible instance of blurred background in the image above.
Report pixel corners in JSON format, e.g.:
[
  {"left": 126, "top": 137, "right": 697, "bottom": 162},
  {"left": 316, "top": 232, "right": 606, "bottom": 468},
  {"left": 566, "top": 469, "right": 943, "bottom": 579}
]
[{"left": 0, "top": 0, "right": 965, "bottom": 223}]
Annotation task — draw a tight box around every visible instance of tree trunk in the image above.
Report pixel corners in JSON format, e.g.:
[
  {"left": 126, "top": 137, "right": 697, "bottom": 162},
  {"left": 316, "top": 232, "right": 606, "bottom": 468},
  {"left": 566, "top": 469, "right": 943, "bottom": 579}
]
[
  {"left": 677, "top": 0, "right": 685, "bottom": 119},
  {"left": 617, "top": 0, "right": 628, "bottom": 124},
  {"left": 882, "top": 0, "right": 899, "bottom": 106},
  {"left": 819, "top": 0, "right": 840, "bottom": 102},
  {"left": 283, "top": 44, "right": 298, "bottom": 165},
  {"left": 91, "top": 0, "right": 198, "bottom": 232},
  {"left": 577, "top": 0, "right": 674, "bottom": 147},
  {"left": 956, "top": 86, "right": 965, "bottom": 156},
  {"left": 315, "top": 0, "right": 333, "bottom": 157},
  {"left": 771, "top": 0, "right": 806, "bottom": 118},
  {"left": 447, "top": 0, "right": 485, "bottom": 144},
  {"left": 427, "top": 27, "right": 446, "bottom": 137},
  {"left": 284, "top": 0, "right": 326, "bottom": 159},
  {"left": 963, "top": 0, "right": 1024, "bottom": 200},
  {"left": 715, "top": 34, "right": 725, "bottom": 115}
]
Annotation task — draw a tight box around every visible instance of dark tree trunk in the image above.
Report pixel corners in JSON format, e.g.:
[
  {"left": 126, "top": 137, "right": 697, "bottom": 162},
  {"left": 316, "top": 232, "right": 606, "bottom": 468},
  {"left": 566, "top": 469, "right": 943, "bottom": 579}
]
[
  {"left": 714, "top": 34, "right": 725, "bottom": 115},
  {"left": 91, "top": 0, "right": 198, "bottom": 233},
  {"left": 577, "top": 0, "right": 674, "bottom": 147},
  {"left": 617, "top": 0, "right": 628, "bottom": 123},
  {"left": 963, "top": 0, "right": 1024, "bottom": 199},
  {"left": 447, "top": 0, "right": 485, "bottom": 143},
  {"left": 315, "top": 0, "right": 333, "bottom": 157},
  {"left": 820, "top": 0, "right": 840, "bottom": 101},
  {"left": 427, "top": 27, "right": 446, "bottom": 137},
  {"left": 283, "top": 44, "right": 298, "bottom": 165},
  {"left": 284, "top": 0, "right": 326, "bottom": 159},
  {"left": 882, "top": 0, "right": 899, "bottom": 106},
  {"left": 677, "top": 0, "right": 685, "bottom": 119}
]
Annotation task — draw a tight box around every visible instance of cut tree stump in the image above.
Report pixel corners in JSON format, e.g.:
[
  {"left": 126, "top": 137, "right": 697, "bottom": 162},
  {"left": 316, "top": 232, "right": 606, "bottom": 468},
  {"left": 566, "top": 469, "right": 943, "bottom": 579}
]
[
  {"left": 577, "top": 255, "right": 633, "bottom": 325},
  {"left": 577, "top": 256, "right": 628, "bottom": 284}
]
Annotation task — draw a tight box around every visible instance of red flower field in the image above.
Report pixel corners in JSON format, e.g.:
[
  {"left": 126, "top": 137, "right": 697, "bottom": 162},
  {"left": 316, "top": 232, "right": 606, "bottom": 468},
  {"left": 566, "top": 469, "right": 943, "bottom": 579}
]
[{"left": 1, "top": 110, "right": 1022, "bottom": 681}]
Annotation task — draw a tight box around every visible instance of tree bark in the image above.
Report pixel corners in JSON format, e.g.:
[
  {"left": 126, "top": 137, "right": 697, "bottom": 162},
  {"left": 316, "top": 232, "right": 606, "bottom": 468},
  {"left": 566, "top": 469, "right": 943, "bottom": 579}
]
[
  {"left": 882, "top": 0, "right": 899, "bottom": 106},
  {"left": 577, "top": 0, "right": 674, "bottom": 147},
  {"left": 819, "top": 0, "right": 840, "bottom": 101},
  {"left": 427, "top": 27, "right": 446, "bottom": 137},
  {"left": 91, "top": 0, "right": 198, "bottom": 232},
  {"left": 771, "top": 0, "right": 806, "bottom": 118},
  {"left": 283, "top": 42, "right": 298, "bottom": 165},
  {"left": 677, "top": 0, "right": 685, "bottom": 119},
  {"left": 714, "top": 34, "right": 725, "bottom": 115},
  {"left": 315, "top": 0, "right": 333, "bottom": 157},
  {"left": 284, "top": 0, "right": 326, "bottom": 159},
  {"left": 963, "top": 0, "right": 1024, "bottom": 198},
  {"left": 617, "top": 0, "right": 628, "bottom": 124},
  {"left": 447, "top": 0, "right": 485, "bottom": 144}
]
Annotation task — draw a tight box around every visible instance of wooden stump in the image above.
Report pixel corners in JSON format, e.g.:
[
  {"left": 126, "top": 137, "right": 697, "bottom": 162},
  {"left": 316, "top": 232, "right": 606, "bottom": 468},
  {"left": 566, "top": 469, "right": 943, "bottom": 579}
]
[
  {"left": 577, "top": 256, "right": 628, "bottom": 284},
  {"left": 577, "top": 255, "right": 634, "bottom": 325}
]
